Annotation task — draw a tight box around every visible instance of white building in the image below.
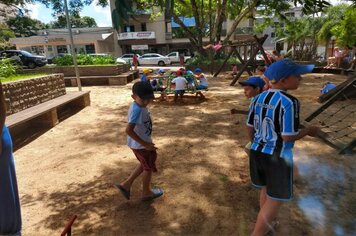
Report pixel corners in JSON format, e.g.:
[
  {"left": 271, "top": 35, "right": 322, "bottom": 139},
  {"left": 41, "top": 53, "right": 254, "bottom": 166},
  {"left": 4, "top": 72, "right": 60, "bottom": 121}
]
[{"left": 10, "top": 27, "right": 115, "bottom": 59}]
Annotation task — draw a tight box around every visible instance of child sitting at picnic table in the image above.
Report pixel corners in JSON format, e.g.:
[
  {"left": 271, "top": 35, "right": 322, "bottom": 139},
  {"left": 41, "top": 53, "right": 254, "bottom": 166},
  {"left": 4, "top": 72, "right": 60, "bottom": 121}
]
[
  {"left": 171, "top": 70, "right": 188, "bottom": 102},
  {"left": 186, "top": 70, "right": 196, "bottom": 90},
  {"left": 194, "top": 68, "right": 208, "bottom": 90},
  {"left": 150, "top": 69, "right": 166, "bottom": 91},
  {"left": 141, "top": 68, "right": 153, "bottom": 82}
]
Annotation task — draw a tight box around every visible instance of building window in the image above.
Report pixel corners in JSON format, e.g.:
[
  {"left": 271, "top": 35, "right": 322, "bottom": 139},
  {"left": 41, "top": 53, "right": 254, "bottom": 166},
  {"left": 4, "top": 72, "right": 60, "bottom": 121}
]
[
  {"left": 271, "top": 32, "right": 275, "bottom": 38},
  {"left": 85, "top": 44, "right": 95, "bottom": 54},
  {"left": 124, "top": 25, "right": 135, "bottom": 32},
  {"left": 141, "top": 23, "right": 147, "bottom": 31},
  {"left": 57, "top": 45, "right": 68, "bottom": 54}
]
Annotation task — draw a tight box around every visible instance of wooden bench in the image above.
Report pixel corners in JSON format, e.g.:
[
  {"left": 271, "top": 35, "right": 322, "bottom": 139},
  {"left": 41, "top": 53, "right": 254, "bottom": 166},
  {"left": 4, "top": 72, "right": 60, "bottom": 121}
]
[
  {"left": 6, "top": 91, "right": 90, "bottom": 130},
  {"left": 65, "top": 70, "right": 139, "bottom": 86}
]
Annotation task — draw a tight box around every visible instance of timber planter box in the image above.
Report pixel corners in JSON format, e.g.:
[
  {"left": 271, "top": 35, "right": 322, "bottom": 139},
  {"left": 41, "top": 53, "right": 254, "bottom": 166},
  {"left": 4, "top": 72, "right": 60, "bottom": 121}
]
[{"left": 24, "top": 64, "right": 131, "bottom": 77}]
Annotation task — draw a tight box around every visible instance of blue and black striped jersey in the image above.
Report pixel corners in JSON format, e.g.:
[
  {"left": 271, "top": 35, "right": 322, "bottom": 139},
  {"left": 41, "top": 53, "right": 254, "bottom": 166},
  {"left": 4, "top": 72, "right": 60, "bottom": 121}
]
[{"left": 247, "top": 89, "right": 300, "bottom": 159}]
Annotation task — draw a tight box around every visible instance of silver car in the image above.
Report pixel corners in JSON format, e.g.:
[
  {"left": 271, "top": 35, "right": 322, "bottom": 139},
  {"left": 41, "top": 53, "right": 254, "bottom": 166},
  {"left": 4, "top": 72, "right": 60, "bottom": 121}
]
[
  {"left": 138, "top": 53, "right": 171, "bottom": 66},
  {"left": 120, "top": 54, "right": 140, "bottom": 64}
]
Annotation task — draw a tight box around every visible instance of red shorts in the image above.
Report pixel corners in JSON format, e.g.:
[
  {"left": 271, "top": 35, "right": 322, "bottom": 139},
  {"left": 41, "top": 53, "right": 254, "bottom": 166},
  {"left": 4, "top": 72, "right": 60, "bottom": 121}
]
[{"left": 132, "top": 149, "right": 157, "bottom": 172}]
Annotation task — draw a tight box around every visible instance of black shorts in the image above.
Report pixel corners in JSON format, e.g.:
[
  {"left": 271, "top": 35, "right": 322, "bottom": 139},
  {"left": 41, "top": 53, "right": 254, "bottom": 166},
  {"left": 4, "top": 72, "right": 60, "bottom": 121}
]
[{"left": 249, "top": 149, "right": 293, "bottom": 200}]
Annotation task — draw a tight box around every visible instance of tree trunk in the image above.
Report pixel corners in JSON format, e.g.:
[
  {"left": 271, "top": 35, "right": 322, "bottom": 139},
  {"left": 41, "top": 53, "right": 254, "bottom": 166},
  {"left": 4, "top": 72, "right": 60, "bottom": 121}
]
[{"left": 223, "top": 0, "right": 258, "bottom": 44}]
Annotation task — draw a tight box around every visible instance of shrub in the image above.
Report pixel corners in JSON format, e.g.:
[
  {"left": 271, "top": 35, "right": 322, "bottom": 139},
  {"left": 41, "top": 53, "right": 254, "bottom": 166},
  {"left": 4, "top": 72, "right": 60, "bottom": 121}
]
[
  {"left": 53, "top": 55, "right": 73, "bottom": 66},
  {"left": 76, "top": 54, "right": 94, "bottom": 65},
  {"left": 53, "top": 54, "right": 116, "bottom": 66},
  {"left": 92, "top": 55, "right": 115, "bottom": 65},
  {"left": 0, "top": 59, "right": 20, "bottom": 78}
]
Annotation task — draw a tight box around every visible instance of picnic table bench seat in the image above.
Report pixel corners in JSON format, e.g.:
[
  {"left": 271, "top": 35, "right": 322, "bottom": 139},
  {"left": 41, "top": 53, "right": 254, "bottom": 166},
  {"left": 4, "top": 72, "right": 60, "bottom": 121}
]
[{"left": 6, "top": 91, "right": 90, "bottom": 130}]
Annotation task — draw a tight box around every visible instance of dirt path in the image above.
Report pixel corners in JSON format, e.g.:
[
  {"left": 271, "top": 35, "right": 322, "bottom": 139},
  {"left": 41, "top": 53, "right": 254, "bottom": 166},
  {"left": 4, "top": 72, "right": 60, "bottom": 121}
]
[{"left": 14, "top": 73, "right": 355, "bottom": 235}]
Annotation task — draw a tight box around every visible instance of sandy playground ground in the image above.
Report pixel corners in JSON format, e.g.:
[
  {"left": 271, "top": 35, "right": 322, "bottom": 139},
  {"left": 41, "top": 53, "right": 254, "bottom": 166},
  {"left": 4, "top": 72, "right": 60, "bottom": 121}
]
[{"left": 14, "top": 72, "right": 355, "bottom": 235}]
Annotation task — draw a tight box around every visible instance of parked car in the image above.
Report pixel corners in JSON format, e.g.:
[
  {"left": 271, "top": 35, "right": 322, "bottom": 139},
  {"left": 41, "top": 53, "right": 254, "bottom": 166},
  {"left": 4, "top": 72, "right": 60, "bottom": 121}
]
[
  {"left": 166, "top": 51, "right": 191, "bottom": 63},
  {"left": 138, "top": 53, "right": 171, "bottom": 66},
  {"left": 119, "top": 53, "right": 141, "bottom": 64},
  {"left": 0, "top": 50, "right": 47, "bottom": 68},
  {"left": 115, "top": 58, "right": 127, "bottom": 64}
]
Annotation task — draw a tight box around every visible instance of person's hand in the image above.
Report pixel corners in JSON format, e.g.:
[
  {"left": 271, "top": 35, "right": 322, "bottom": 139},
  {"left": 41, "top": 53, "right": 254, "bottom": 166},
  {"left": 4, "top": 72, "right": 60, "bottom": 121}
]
[
  {"left": 143, "top": 142, "right": 157, "bottom": 151},
  {"left": 307, "top": 126, "right": 320, "bottom": 137}
]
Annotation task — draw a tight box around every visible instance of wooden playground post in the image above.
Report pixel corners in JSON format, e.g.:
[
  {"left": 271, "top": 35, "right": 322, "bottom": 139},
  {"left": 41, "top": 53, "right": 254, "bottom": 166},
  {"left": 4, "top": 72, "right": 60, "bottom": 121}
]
[{"left": 61, "top": 215, "right": 77, "bottom": 236}]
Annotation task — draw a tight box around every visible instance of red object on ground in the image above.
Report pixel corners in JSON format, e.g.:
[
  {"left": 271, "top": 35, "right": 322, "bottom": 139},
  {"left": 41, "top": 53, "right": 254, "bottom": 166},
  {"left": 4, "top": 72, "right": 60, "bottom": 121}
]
[{"left": 61, "top": 215, "right": 78, "bottom": 236}]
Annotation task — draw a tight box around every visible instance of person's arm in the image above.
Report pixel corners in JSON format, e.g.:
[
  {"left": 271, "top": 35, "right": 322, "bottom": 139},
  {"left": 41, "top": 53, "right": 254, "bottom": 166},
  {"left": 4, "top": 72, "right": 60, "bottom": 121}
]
[
  {"left": 247, "top": 126, "right": 254, "bottom": 142},
  {"left": 281, "top": 100, "right": 319, "bottom": 142},
  {"left": 0, "top": 82, "right": 6, "bottom": 153},
  {"left": 126, "top": 124, "right": 156, "bottom": 150},
  {"left": 282, "top": 126, "right": 319, "bottom": 142}
]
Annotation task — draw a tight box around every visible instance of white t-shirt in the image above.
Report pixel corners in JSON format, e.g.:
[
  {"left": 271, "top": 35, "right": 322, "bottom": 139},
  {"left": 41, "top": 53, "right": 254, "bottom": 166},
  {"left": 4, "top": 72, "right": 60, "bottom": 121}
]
[
  {"left": 127, "top": 102, "right": 152, "bottom": 149},
  {"left": 199, "top": 73, "right": 208, "bottom": 86},
  {"left": 171, "top": 76, "right": 188, "bottom": 90}
]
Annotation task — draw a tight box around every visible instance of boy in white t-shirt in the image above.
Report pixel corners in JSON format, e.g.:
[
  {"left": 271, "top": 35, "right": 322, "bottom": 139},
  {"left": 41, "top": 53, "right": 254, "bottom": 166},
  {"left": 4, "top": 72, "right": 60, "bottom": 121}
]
[
  {"left": 194, "top": 68, "right": 208, "bottom": 90},
  {"left": 171, "top": 70, "right": 188, "bottom": 102},
  {"left": 116, "top": 81, "right": 164, "bottom": 202}
]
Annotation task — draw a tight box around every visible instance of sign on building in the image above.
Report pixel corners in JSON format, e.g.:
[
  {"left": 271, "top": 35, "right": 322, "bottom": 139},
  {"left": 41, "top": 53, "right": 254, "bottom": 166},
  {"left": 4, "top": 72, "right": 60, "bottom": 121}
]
[
  {"left": 118, "top": 32, "right": 156, "bottom": 40},
  {"left": 131, "top": 45, "right": 149, "bottom": 50}
]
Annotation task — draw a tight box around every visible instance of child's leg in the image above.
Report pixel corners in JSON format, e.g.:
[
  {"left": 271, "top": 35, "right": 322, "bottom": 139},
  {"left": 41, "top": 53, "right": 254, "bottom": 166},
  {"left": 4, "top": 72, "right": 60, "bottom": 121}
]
[
  {"left": 203, "top": 44, "right": 213, "bottom": 50},
  {"left": 259, "top": 187, "right": 267, "bottom": 209},
  {"left": 120, "top": 164, "right": 143, "bottom": 191},
  {"left": 142, "top": 170, "right": 153, "bottom": 197},
  {"left": 252, "top": 198, "right": 283, "bottom": 236},
  {"left": 174, "top": 93, "right": 178, "bottom": 102},
  {"left": 180, "top": 91, "right": 184, "bottom": 99}
]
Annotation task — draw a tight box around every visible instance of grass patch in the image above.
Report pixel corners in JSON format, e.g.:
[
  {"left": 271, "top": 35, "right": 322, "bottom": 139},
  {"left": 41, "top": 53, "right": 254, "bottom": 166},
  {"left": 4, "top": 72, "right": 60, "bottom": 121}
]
[{"left": 1, "top": 73, "right": 48, "bottom": 83}]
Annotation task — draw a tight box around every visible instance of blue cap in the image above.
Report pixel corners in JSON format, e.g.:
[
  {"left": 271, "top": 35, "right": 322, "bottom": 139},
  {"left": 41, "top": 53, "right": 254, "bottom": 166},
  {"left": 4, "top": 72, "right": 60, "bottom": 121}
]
[
  {"left": 195, "top": 68, "right": 202, "bottom": 73},
  {"left": 239, "top": 76, "right": 266, "bottom": 89},
  {"left": 187, "top": 70, "right": 193, "bottom": 75},
  {"left": 158, "top": 69, "right": 165, "bottom": 73},
  {"left": 264, "top": 59, "right": 315, "bottom": 83}
]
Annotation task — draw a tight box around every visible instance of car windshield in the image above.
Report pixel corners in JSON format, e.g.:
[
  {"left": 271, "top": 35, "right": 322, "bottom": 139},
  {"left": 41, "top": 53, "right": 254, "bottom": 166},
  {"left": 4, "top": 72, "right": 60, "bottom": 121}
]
[{"left": 20, "top": 51, "right": 34, "bottom": 57}]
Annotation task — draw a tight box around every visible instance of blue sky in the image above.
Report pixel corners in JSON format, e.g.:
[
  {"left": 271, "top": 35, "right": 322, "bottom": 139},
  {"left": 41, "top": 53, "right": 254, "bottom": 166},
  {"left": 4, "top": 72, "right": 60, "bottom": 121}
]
[
  {"left": 25, "top": 0, "right": 112, "bottom": 27},
  {"left": 25, "top": 0, "right": 345, "bottom": 28}
]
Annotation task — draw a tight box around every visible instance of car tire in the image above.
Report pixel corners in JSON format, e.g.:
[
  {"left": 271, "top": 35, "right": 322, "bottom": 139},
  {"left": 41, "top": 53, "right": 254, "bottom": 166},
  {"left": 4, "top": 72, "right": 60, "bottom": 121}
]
[
  {"left": 28, "top": 62, "right": 36, "bottom": 69},
  {"left": 158, "top": 61, "right": 165, "bottom": 66}
]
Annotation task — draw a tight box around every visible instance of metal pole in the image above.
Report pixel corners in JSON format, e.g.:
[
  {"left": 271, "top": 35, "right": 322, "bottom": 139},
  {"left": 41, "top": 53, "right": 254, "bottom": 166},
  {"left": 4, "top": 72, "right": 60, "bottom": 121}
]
[{"left": 64, "top": 0, "right": 82, "bottom": 91}]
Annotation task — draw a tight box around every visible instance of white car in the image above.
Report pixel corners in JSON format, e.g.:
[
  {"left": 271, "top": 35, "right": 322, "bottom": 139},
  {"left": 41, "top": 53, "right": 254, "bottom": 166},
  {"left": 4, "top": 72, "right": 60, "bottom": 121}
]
[
  {"left": 119, "top": 54, "right": 140, "bottom": 64},
  {"left": 116, "top": 57, "right": 127, "bottom": 64},
  {"left": 138, "top": 53, "right": 171, "bottom": 66}
]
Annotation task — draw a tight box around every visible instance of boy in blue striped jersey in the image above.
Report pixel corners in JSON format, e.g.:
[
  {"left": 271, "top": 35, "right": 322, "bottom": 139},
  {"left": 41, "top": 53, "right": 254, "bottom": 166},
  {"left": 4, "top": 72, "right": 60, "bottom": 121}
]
[{"left": 247, "top": 59, "right": 319, "bottom": 235}]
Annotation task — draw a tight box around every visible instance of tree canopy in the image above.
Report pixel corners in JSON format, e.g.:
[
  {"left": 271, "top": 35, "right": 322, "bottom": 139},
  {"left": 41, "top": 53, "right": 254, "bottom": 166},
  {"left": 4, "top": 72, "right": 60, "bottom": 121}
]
[
  {"left": 6, "top": 16, "right": 47, "bottom": 37},
  {"left": 48, "top": 15, "right": 97, "bottom": 28},
  {"left": 111, "top": 0, "right": 333, "bottom": 55}
]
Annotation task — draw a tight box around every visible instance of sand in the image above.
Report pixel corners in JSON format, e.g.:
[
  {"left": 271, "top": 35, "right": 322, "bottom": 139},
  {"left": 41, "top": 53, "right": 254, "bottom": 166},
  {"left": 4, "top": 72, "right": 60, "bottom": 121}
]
[{"left": 13, "top": 72, "right": 355, "bottom": 235}]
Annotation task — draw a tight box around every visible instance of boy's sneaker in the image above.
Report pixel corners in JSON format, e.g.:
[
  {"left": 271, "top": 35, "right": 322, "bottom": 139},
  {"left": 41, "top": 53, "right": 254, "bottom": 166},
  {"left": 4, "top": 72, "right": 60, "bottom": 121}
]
[{"left": 141, "top": 187, "right": 164, "bottom": 202}]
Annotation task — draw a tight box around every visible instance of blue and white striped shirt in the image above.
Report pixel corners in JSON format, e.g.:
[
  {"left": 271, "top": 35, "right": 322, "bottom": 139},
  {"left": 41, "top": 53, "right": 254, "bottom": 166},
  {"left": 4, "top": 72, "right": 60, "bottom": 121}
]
[{"left": 247, "top": 89, "right": 300, "bottom": 159}]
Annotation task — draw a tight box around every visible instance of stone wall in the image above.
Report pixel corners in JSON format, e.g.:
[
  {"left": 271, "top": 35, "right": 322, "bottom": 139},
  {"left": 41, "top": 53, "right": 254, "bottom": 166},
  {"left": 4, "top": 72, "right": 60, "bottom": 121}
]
[
  {"left": 3, "top": 74, "right": 66, "bottom": 115},
  {"left": 24, "top": 64, "right": 131, "bottom": 77}
]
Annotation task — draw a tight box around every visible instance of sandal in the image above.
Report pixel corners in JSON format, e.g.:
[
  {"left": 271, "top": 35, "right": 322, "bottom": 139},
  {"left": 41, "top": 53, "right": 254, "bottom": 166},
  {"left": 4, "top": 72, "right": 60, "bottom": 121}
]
[
  {"left": 141, "top": 187, "right": 164, "bottom": 202},
  {"left": 115, "top": 184, "right": 130, "bottom": 200}
]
